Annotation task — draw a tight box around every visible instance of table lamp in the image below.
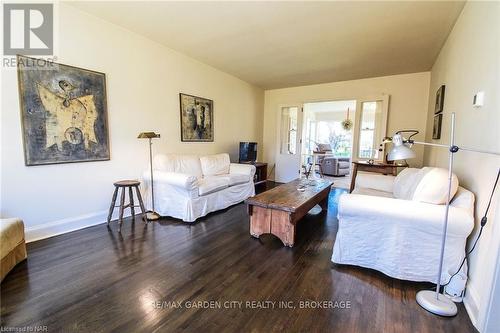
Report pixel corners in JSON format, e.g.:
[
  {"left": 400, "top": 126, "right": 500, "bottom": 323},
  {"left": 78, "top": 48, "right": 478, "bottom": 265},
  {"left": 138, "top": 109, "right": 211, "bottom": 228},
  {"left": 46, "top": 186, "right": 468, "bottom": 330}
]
[{"left": 138, "top": 132, "right": 161, "bottom": 221}]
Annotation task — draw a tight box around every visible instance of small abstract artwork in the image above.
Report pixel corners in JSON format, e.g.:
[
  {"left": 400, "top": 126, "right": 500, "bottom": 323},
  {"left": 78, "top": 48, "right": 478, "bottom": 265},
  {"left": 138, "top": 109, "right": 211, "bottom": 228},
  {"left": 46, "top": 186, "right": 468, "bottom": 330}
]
[
  {"left": 435, "top": 85, "right": 445, "bottom": 114},
  {"left": 179, "top": 93, "right": 214, "bottom": 142},
  {"left": 17, "top": 55, "right": 109, "bottom": 166},
  {"left": 432, "top": 113, "right": 442, "bottom": 140}
]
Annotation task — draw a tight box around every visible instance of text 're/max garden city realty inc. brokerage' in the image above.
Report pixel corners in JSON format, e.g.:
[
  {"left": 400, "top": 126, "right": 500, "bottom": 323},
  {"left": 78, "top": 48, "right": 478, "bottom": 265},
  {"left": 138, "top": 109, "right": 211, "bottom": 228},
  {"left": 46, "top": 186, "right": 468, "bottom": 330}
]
[{"left": 153, "top": 300, "right": 352, "bottom": 310}]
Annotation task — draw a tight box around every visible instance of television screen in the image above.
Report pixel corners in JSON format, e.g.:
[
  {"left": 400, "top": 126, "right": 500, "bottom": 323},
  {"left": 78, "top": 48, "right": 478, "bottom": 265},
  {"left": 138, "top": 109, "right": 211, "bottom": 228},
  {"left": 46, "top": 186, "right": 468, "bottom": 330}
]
[{"left": 239, "top": 142, "right": 257, "bottom": 163}]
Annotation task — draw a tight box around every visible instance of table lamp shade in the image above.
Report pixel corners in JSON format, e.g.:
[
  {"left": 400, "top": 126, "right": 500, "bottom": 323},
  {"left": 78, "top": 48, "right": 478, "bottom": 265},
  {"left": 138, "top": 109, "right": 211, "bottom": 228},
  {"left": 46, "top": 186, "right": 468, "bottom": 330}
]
[
  {"left": 138, "top": 132, "right": 160, "bottom": 139},
  {"left": 387, "top": 133, "right": 417, "bottom": 161}
]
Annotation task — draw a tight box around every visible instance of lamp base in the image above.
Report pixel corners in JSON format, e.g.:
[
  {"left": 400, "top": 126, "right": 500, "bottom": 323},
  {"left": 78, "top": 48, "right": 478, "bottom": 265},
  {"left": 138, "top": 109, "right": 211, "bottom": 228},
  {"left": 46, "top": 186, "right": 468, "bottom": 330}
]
[
  {"left": 416, "top": 290, "right": 457, "bottom": 317},
  {"left": 146, "top": 211, "right": 160, "bottom": 221}
]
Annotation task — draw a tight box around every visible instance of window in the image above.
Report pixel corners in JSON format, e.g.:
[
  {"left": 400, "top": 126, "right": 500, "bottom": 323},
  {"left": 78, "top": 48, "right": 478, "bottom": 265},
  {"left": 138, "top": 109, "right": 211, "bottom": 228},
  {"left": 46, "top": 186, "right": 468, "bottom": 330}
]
[{"left": 358, "top": 101, "right": 383, "bottom": 159}]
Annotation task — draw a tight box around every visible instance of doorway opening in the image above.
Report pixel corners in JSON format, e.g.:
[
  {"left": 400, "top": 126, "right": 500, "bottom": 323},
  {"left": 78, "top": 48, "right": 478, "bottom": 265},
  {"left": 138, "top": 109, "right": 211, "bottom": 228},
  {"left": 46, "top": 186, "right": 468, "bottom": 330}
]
[
  {"left": 301, "top": 100, "right": 356, "bottom": 182},
  {"left": 302, "top": 100, "right": 356, "bottom": 158},
  {"left": 274, "top": 95, "right": 388, "bottom": 184}
]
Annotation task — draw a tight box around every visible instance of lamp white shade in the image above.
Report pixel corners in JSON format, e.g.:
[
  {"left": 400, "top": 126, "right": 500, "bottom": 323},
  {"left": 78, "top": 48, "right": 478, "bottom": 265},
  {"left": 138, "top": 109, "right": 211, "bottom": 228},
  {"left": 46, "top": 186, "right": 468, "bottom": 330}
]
[{"left": 387, "top": 133, "right": 417, "bottom": 161}]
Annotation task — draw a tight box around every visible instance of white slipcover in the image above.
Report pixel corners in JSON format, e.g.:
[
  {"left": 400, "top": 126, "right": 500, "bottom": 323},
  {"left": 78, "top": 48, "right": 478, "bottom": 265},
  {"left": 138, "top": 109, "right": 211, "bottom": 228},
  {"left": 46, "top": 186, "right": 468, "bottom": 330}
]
[
  {"left": 332, "top": 167, "right": 475, "bottom": 284},
  {"left": 142, "top": 153, "right": 256, "bottom": 222}
]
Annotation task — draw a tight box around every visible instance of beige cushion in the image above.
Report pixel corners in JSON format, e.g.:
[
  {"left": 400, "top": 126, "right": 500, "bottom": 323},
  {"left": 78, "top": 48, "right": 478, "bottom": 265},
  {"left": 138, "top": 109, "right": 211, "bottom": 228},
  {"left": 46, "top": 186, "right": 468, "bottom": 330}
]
[
  {"left": 228, "top": 173, "right": 250, "bottom": 186},
  {"left": 393, "top": 168, "right": 421, "bottom": 200},
  {"left": 153, "top": 154, "right": 203, "bottom": 179},
  {"left": 1, "top": 218, "right": 25, "bottom": 258},
  {"left": 211, "top": 173, "right": 250, "bottom": 187},
  {"left": 356, "top": 172, "right": 395, "bottom": 193},
  {"left": 352, "top": 187, "right": 393, "bottom": 198},
  {"left": 451, "top": 187, "right": 475, "bottom": 212},
  {"left": 200, "top": 153, "right": 230, "bottom": 176},
  {"left": 393, "top": 167, "right": 459, "bottom": 204},
  {"left": 412, "top": 167, "right": 458, "bottom": 205},
  {"left": 198, "top": 176, "right": 230, "bottom": 196}
]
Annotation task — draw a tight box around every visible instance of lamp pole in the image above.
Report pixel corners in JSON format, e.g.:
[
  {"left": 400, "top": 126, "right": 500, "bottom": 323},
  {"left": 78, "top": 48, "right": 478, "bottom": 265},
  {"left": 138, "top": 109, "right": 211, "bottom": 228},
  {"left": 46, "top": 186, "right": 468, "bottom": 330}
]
[
  {"left": 412, "top": 113, "right": 459, "bottom": 316},
  {"left": 137, "top": 132, "right": 161, "bottom": 221},
  {"left": 388, "top": 113, "right": 500, "bottom": 316},
  {"left": 149, "top": 137, "right": 156, "bottom": 215}
]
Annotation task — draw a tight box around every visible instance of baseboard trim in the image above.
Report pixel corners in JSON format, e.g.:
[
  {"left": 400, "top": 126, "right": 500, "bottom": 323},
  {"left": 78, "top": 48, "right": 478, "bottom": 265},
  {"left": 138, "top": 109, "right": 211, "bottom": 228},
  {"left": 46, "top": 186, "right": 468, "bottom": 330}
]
[
  {"left": 25, "top": 210, "right": 132, "bottom": 243},
  {"left": 464, "top": 283, "right": 480, "bottom": 330}
]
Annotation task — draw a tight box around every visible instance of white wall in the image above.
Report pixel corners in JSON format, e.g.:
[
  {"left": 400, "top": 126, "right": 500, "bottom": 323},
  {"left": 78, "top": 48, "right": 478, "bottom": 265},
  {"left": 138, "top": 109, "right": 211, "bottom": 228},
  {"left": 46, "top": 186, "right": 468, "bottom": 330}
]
[
  {"left": 263, "top": 72, "right": 431, "bottom": 179},
  {"left": 422, "top": 2, "right": 500, "bottom": 331},
  {"left": 0, "top": 4, "right": 264, "bottom": 241}
]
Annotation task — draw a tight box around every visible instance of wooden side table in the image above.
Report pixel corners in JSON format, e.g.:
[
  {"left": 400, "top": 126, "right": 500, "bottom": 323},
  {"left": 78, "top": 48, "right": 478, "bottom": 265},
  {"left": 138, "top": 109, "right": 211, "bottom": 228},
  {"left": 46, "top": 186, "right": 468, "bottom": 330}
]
[
  {"left": 242, "top": 162, "right": 268, "bottom": 185},
  {"left": 349, "top": 161, "right": 405, "bottom": 193},
  {"left": 107, "top": 180, "right": 147, "bottom": 231}
]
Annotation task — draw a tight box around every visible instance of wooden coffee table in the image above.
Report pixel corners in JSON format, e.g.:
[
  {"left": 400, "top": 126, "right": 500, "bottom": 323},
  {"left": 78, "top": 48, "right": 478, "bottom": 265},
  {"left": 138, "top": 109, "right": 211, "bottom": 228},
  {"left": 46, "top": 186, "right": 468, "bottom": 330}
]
[{"left": 245, "top": 179, "right": 332, "bottom": 247}]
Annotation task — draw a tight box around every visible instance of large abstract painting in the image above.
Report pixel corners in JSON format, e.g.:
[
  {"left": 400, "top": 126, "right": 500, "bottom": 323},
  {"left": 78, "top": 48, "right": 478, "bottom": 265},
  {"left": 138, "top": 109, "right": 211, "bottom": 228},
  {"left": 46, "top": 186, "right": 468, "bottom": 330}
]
[
  {"left": 179, "top": 93, "right": 214, "bottom": 142},
  {"left": 17, "top": 55, "right": 109, "bottom": 165}
]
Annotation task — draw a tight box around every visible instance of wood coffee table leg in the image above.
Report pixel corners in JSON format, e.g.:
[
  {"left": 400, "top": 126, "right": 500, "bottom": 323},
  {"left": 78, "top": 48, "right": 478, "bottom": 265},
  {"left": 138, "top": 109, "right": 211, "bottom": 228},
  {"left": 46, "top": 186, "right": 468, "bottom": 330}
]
[
  {"left": 249, "top": 206, "right": 295, "bottom": 246},
  {"left": 249, "top": 206, "right": 271, "bottom": 238},
  {"left": 271, "top": 210, "right": 295, "bottom": 247}
]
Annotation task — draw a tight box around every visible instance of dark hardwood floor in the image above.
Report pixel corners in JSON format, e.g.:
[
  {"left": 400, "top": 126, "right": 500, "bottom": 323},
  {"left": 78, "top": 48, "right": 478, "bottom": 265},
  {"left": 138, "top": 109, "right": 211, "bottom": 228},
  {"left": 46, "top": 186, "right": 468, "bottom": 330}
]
[{"left": 1, "top": 183, "right": 476, "bottom": 332}]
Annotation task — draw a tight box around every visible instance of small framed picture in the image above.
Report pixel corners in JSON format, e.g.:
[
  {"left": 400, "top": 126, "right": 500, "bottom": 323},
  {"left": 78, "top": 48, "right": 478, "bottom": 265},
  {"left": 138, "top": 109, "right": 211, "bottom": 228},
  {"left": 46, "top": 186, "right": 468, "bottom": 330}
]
[
  {"left": 432, "top": 113, "right": 442, "bottom": 139},
  {"left": 435, "top": 85, "right": 445, "bottom": 114}
]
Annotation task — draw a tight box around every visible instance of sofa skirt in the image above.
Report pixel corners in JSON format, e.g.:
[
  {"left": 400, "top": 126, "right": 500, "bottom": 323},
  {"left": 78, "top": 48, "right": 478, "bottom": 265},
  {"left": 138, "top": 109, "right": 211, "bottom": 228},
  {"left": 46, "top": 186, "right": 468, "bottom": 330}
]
[{"left": 144, "top": 181, "right": 255, "bottom": 223}]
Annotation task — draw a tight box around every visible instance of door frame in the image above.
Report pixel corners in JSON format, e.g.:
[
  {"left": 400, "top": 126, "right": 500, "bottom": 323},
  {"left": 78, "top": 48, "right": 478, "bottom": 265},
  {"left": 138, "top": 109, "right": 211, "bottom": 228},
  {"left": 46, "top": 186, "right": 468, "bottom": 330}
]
[
  {"left": 275, "top": 104, "right": 304, "bottom": 183},
  {"left": 273, "top": 95, "right": 390, "bottom": 182}
]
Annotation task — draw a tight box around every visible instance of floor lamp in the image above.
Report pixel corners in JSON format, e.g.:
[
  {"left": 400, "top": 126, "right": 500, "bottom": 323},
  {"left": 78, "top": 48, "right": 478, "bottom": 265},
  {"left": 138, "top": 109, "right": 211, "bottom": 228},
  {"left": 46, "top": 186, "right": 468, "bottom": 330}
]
[
  {"left": 138, "top": 132, "right": 161, "bottom": 221},
  {"left": 386, "top": 112, "right": 500, "bottom": 316}
]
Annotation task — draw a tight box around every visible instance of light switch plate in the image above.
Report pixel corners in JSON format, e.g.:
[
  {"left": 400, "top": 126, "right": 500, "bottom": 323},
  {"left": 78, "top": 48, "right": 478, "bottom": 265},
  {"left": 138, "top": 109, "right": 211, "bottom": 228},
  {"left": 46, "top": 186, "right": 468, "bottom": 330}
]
[{"left": 473, "top": 91, "right": 485, "bottom": 107}]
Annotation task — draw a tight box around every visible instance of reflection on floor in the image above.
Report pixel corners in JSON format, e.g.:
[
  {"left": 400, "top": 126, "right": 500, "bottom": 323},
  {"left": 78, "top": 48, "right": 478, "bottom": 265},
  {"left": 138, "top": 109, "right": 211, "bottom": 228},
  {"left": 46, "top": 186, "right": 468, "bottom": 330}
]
[
  {"left": 303, "top": 171, "right": 352, "bottom": 190},
  {"left": 323, "top": 174, "right": 351, "bottom": 190}
]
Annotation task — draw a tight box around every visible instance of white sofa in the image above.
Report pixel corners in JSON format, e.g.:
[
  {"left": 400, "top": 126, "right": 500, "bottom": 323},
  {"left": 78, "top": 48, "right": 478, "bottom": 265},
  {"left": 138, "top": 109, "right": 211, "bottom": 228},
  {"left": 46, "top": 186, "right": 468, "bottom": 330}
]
[
  {"left": 142, "top": 153, "right": 256, "bottom": 222},
  {"left": 332, "top": 167, "right": 475, "bottom": 284}
]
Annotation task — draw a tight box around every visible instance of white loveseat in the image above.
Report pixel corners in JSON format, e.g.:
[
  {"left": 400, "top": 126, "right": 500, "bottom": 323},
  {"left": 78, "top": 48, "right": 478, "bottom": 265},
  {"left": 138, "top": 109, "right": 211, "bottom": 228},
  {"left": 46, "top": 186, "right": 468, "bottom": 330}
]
[
  {"left": 332, "top": 167, "right": 475, "bottom": 284},
  {"left": 142, "top": 153, "right": 256, "bottom": 222}
]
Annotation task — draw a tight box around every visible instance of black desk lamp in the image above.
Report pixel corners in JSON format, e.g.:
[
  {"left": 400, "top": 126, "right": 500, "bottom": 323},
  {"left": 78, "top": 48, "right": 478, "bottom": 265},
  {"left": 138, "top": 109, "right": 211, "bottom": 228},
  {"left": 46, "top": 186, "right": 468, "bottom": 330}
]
[{"left": 138, "top": 132, "right": 161, "bottom": 221}]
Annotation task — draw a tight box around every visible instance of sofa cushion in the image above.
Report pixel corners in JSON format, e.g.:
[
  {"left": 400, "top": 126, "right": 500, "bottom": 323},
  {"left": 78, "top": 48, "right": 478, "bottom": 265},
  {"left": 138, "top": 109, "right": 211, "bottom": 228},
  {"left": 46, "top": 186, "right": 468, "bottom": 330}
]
[
  {"left": 228, "top": 173, "right": 250, "bottom": 186},
  {"left": 356, "top": 172, "right": 395, "bottom": 193},
  {"left": 393, "top": 168, "right": 421, "bottom": 200},
  {"left": 153, "top": 154, "right": 203, "bottom": 179},
  {"left": 412, "top": 167, "right": 458, "bottom": 205},
  {"left": 198, "top": 176, "right": 230, "bottom": 196},
  {"left": 451, "top": 186, "right": 475, "bottom": 212},
  {"left": 200, "top": 153, "right": 230, "bottom": 176},
  {"left": 352, "top": 187, "right": 393, "bottom": 198}
]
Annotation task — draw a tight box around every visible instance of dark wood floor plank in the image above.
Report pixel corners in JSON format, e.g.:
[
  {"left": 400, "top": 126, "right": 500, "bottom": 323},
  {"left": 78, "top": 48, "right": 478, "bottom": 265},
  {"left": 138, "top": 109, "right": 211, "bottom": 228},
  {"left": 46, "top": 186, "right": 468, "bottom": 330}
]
[{"left": 0, "top": 184, "right": 476, "bottom": 332}]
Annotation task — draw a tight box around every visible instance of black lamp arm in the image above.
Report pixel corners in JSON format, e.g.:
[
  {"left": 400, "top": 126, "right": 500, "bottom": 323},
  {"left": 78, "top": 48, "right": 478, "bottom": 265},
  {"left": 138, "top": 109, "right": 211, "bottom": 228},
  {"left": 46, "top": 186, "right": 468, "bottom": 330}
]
[{"left": 395, "top": 129, "right": 420, "bottom": 143}]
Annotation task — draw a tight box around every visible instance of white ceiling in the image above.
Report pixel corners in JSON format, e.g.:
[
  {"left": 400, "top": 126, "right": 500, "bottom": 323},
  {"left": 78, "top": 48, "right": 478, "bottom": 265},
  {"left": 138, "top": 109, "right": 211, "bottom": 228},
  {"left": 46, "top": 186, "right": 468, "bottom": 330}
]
[{"left": 69, "top": 1, "right": 465, "bottom": 89}]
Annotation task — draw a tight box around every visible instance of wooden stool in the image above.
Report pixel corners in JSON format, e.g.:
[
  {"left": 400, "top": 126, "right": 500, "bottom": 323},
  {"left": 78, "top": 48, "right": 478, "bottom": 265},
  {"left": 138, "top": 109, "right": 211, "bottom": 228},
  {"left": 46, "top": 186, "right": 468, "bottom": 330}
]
[{"left": 107, "top": 180, "right": 147, "bottom": 231}]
